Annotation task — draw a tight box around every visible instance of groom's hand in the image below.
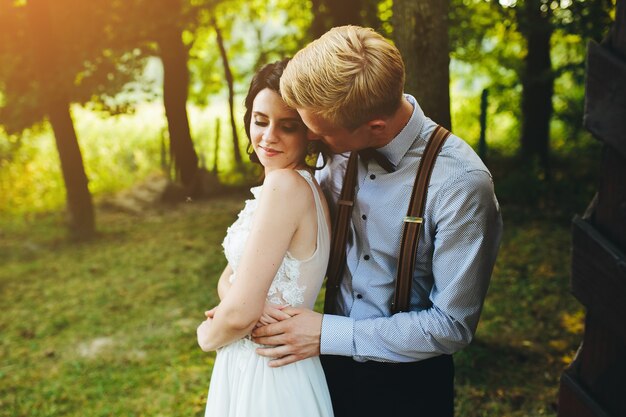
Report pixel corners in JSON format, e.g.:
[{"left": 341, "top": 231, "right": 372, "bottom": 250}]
[{"left": 252, "top": 307, "right": 322, "bottom": 367}]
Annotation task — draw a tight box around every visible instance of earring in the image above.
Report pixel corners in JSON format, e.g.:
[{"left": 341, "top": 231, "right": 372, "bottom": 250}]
[{"left": 246, "top": 142, "right": 260, "bottom": 164}]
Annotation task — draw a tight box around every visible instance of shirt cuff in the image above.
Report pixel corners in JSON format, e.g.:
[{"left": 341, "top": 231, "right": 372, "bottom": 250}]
[{"left": 320, "top": 314, "right": 355, "bottom": 356}]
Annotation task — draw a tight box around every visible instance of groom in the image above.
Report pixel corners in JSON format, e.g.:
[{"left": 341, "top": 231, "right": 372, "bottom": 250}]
[{"left": 252, "top": 25, "right": 502, "bottom": 417}]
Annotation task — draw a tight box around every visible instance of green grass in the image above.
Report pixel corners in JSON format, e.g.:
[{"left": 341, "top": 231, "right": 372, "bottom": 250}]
[
  {"left": 0, "top": 195, "right": 246, "bottom": 417},
  {"left": 1, "top": 162, "right": 592, "bottom": 416}
]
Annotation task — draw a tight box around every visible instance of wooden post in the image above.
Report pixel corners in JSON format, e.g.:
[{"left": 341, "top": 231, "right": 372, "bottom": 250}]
[
  {"left": 479, "top": 88, "right": 488, "bottom": 161},
  {"left": 213, "top": 118, "right": 221, "bottom": 175},
  {"left": 557, "top": 2, "right": 626, "bottom": 416}
]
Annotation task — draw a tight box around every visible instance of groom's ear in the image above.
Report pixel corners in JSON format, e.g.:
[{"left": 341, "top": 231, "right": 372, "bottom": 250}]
[{"left": 366, "top": 119, "right": 387, "bottom": 133}]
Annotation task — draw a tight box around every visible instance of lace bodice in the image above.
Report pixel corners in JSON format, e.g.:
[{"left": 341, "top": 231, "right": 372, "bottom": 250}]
[{"left": 221, "top": 170, "right": 330, "bottom": 309}]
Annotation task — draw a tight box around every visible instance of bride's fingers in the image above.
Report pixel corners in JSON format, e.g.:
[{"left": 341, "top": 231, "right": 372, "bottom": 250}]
[
  {"left": 265, "top": 306, "right": 292, "bottom": 321},
  {"left": 259, "top": 314, "right": 278, "bottom": 326}
]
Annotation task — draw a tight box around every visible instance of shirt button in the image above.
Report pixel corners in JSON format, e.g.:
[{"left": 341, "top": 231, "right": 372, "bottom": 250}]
[
  {"left": 370, "top": 174, "right": 376, "bottom": 180},
  {"left": 356, "top": 294, "right": 363, "bottom": 299},
  {"left": 364, "top": 255, "right": 370, "bottom": 261},
  {"left": 361, "top": 214, "right": 367, "bottom": 220}
]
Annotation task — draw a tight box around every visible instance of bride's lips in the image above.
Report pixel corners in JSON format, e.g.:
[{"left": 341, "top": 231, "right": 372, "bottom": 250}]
[{"left": 258, "top": 145, "right": 282, "bottom": 157}]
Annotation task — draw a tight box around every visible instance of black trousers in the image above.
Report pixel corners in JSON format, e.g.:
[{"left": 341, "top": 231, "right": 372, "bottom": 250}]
[{"left": 320, "top": 354, "right": 454, "bottom": 417}]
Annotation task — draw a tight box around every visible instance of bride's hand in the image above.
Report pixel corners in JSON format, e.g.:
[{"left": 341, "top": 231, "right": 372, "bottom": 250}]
[
  {"left": 205, "top": 307, "right": 217, "bottom": 319},
  {"left": 255, "top": 303, "right": 291, "bottom": 328},
  {"left": 197, "top": 317, "right": 214, "bottom": 352}
]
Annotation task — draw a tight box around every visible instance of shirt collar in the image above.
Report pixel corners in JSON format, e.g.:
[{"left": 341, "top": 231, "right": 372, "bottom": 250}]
[{"left": 377, "top": 94, "right": 425, "bottom": 168}]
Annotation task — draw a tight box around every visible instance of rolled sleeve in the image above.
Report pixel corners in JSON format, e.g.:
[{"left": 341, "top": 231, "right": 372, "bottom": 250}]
[{"left": 320, "top": 314, "right": 355, "bottom": 356}]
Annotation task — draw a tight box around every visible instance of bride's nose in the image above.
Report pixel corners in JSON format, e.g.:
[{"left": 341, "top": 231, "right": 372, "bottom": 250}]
[{"left": 262, "top": 124, "right": 279, "bottom": 143}]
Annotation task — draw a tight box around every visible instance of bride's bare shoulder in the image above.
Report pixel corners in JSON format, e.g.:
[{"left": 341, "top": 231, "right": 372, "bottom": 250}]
[
  {"left": 263, "top": 169, "right": 312, "bottom": 200},
  {"left": 258, "top": 169, "right": 314, "bottom": 224}
]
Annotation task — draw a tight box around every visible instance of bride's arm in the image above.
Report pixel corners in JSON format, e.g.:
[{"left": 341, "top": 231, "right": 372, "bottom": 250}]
[
  {"left": 217, "top": 264, "right": 234, "bottom": 300},
  {"left": 207, "top": 264, "right": 289, "bottom": 325},
  {"left": 197, "top": 170, "right": 311, "bottom": 352}
]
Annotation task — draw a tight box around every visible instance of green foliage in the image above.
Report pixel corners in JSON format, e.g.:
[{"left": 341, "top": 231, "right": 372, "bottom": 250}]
[
  {"left": 188, "top": 0, "right": 312, "bottom": 106},
  {"left": 0, "top": 102, "right": 256, "bottom": 217},
  {"left": 450, "top": 0, "right": 614, "bottom": 155},
  {"left": 0, "top": 1, "right": 145, "bottom": 134}
]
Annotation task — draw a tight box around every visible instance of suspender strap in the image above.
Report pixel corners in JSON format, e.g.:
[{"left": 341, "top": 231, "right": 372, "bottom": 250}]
[
  {"left": 323, "top": 125, "right": 451, "bottom": 315},
  {"left": 392, "top": 125, "right": 451, "bottom": 313},
  {"left": 324, "top": 152, "right": 359, "bottom": 314}
]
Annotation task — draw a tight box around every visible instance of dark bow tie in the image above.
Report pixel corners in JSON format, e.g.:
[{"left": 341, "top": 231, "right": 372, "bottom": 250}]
[{"left": 358, "top": 148, "right": 396, "bottom": 173}]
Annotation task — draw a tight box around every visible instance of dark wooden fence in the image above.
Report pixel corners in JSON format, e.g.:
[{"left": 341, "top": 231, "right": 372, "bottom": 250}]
[{"left": 557, "top": 2, "right": 626, "bottom": 416}]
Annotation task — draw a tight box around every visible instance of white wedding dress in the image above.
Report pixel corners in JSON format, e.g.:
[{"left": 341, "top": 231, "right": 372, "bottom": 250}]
[{"left": 204, "top": 169, "right": 334, "bottom": 417}]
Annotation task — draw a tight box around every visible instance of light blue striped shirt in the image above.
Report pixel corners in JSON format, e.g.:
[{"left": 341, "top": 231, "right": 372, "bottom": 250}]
[{"left": 316, "top": 94, "right": 503, "bottom": 363}]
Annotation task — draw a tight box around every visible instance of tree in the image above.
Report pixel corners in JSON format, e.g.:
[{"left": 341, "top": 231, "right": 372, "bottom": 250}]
[
  {"left": 108, "top": 0, "right": 202, "bottom": 192},
  {"left": 309, "top": 0, "right": 381, "bottom": 39},
  {"left": 0, "top": 0, "right": 141, "bottom": 238},
  {"left": 212, "top": 15, "right": 242, "bottom": 165},
  {"left": 158, "top": 22, "right": 200, "bottom": 189},
  {"left": 393, "top": 0, "right": 452, "bottom": 130},
  {"left": 518, "top": 0, "right": 556, "bottom": 172},
  {"left": 451, "top": 0, "right": 613, "bottom": 175},
  {"left": 510, "top": 0, "right": 612, "bottom": 174}
]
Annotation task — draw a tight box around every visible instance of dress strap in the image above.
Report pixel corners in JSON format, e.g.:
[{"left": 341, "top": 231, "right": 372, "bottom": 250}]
[{"left": 296, "top": 170, "right": 330, "bottom": 250}]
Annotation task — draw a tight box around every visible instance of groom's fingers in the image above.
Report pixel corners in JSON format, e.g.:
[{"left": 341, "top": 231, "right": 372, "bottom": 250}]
[
  {"left": 255, "top": 345, "right": 291, "bottom": 360},
  {"left": 268, "top": 354, "right": 300, "bottom": 368},
  {"left": 251, "top": 332, "right": 288, "bottom": 347}
]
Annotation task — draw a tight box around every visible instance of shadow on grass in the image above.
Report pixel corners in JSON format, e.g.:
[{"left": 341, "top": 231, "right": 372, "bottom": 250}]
[{"left": 456, "top": 338, "right": 560, "bottom": 415}]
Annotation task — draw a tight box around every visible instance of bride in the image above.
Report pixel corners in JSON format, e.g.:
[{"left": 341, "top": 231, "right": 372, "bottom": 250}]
[{"left": 196, "top": 59, "right": 334, "bottom": 417}]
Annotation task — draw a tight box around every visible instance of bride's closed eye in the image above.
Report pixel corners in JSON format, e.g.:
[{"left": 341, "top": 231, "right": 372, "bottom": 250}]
[{"left": 280, "top": 122, "right": 302, "bottom": 133}]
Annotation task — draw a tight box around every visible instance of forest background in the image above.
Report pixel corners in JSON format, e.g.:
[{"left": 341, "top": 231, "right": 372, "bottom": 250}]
[{"left": 0, "top": 0, "right": 617, "bottom": 416}]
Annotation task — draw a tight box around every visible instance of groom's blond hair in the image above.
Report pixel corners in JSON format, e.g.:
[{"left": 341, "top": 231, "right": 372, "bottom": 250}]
[{"left": 280, "top": 25, "right": 405, "bottom": 130}]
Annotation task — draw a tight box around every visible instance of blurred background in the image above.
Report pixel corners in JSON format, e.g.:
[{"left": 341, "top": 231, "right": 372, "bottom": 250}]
[{"left": 0, "top": 1, "right": 616, "bottom": 416}]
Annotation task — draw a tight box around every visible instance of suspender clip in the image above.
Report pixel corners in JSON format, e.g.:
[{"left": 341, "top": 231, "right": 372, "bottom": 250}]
[
  {"left": 338, "top": 199, "right": 354, "bottom": 207},
  {"left": 403, "top": 216, "right": 423, "bottom": 224}
]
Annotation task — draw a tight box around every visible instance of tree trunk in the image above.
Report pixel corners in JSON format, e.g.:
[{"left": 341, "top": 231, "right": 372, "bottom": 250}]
[
  {"left": 49, "top": 101, "right": 95, "bottom": 239},
  {"left": 519, "top": 1, "right": 554, "bottom": 175},
  {"left": 310, "top": 0, "right": 331, "bottom": 39},
  {"left": 158, "top": 26, "right": 200, "bottom": 190},
  {"left": 310, "top": 0, "right": 364, "bottom": 39},
  {"left": 25, "top": 0, "right": 95, "bottom": 238},
  {"left": 362, "top": 0, "right": 382, "bottom": 32},
  {"left": 213, "top": 17, "right": 242, "bottom": 165},
  {"left": 327, "top": 0, "right": 363, "bottom": 27},
  {"left": 393, "top": 0, "right": 452, "bottom": 130}
]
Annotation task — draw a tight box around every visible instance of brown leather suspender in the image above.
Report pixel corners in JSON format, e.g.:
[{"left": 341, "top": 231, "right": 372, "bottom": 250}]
[
  {"left": 392, "top": 125, "right": 451, "bottom": 313},
  {"left": 323, "top": 151, "right": 359, "bottom": 314},
  {"left": 324, "top": 125, "right": 451, "bottom": 315}
]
